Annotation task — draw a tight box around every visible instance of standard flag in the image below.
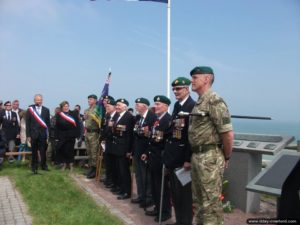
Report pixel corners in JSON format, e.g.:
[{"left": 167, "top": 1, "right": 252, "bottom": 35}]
[{"left": 91, "top": 71, "right": 111, "bottom": 127}]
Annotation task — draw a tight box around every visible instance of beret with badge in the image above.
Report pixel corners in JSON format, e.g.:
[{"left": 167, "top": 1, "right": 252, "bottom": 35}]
[
  {"left": 171, "top": 77, "right": 191, "bottom": 87},
  {"left": 106, "top": 96, "right": 116, "bottom": 106},
  {"left": 135, "top": 97, "right": 150, "bottom": 106},
  {"left": 116, "top": 98, "right": 129, "bottom": 106},
  {"left": 153, "top": 95, "right": 171, "bottom": 106}
]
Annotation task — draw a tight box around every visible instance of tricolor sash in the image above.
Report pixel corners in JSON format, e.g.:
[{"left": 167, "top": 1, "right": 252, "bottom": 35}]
[
  {"left": 59, "top": 112, "right": 76, "bottom": 127},
  {"left": 28, "top": 106, "right": 48, "bottom": 129}
]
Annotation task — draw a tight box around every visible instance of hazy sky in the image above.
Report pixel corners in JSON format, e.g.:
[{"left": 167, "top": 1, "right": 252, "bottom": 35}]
[{"left": 1, "top": 0, "right": 300, "bottom": 122}]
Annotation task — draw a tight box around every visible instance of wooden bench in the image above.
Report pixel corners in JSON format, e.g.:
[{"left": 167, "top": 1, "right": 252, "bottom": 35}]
[{"left": 5, "top": 151, "right": 32, "bottom": 162}]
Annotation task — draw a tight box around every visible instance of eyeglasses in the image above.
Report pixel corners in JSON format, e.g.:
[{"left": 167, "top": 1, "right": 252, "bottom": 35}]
[{"left": 172, "top": 87, "right": 185, "bottom": 92}]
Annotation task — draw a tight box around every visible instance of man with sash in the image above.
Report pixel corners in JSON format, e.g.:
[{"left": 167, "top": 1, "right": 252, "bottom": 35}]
[
  {"left": 163, "top": 77, "right": 195, "bottom": 225},
  {"left": 85, "top": 94, "right": 101, "bottom": 179},
  {"left": 26, "top": 94, "right": 50, "bottom": 174}
]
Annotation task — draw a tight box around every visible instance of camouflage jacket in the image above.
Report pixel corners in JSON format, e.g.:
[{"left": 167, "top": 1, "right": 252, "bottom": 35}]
[{"left": 188, "top": 89, "right": 233, "bottom": 147}]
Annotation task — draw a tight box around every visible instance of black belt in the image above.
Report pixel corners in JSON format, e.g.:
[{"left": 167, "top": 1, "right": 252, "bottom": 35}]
[
  {"left": 191, "top": 144, "right": 223, "bottom": 154},
  {"left": 86, "top": 128, "right": 100, "bottom": 133}
]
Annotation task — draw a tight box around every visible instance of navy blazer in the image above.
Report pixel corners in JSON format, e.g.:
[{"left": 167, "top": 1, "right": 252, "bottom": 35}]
[
  {"left": 102, "top": 111, "right": 119, "bottom": 154},
  {"left": 26, "top": 105, "right": 50, "bottom": 139},
  {"left": 111, "top": 111, "right": 135, "bottom": 156},
  {"left": 147, "top": 112, "right": 172, "bottom": 171},
  {"left": 133, "top": 110, "right": 157, "bottom": 158},
  {"left": 163, "top": 95, "right": 195, "bottom": 169},
  {"left": 0, "top": 110, "right": 19, "bottom": 141}
]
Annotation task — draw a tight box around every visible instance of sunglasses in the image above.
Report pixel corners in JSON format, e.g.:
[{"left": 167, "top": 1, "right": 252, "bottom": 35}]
[{"left": 172, "top": 87, "right": 185, "bottom": 92}]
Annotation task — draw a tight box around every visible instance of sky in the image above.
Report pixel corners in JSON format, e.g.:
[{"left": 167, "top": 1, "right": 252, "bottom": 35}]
[{"left": 1, "top": 0, "right": 300, "bottom": 122}]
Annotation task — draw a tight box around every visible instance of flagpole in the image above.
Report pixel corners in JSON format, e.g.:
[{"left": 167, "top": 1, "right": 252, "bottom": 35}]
[{"left": 167, "top": 0, "right": 171, "bottom": 98}]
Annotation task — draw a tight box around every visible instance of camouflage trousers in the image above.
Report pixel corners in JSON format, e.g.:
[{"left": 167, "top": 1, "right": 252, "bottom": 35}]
[
  {"left": 191, "top": 147, "right": 225, "bottom": 225},
  {"left": 85, "top": 132, "right": 100, "bottom": 167}
]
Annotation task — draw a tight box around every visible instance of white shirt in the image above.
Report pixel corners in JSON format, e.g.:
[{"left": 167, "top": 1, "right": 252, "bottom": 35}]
[
  {"left": 117, "top": 110, "right": 126, "bottom": 123},
  {"left": 179, "top": 95, "right": 189, "bottom": 106}
]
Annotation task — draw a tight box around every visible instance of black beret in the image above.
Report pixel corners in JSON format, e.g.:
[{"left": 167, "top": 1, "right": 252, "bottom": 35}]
[
  {"left": 190, "top": 66, "right": 214, "bottom": 76},
  {"left": 106, "top": 96, "right": 116, "bottom": 105},
  {"left": 88, "top": 94, "right": 98, "bottom": 100},
  {"left": 135, "top": 97, "right": 150, "bottom": 106},
  {"left": 116, "top": 98, "right": 129, "bottom": 106},
  {"left": 172, "top": 77, "right": 191, "bottom": 87},
  {"left": 4, "top": 101, "right": 11, "bottom": 106},
  {"left": 153, "top": 95, "right": 171, "bottom": 105}
]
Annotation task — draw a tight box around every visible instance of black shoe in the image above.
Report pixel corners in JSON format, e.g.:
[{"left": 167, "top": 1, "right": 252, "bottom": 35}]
[
  {"left": 154, "top": 214, "right": 171, "bottom": 222},
  {"left": 139, "top": 200, "right": 153, "bottom": 208},
  {"left": 31, "top": 167, "right": 38, "bottom": 174},
  {"left": 111, "top": 187, "right": 121, "bottom": 193},
  {"left": 85, "top": 167, "right": 95, "bottom": 177},
  {"left": 105, "top": 183, "right": 114, "bottom": 188},
  {"left": 113, "top": 190, "right": 123, "bottom": 196},
  {"left": 131, "top": 197, "right": 142, "bottom": 204},
  {"left": 117, "top": 193, "right": 131, "bottom": 200},
  {"left": 86, "top": 167, "right": 96, "bottom": 179},
  {"left": 145, "top": 209, "right": 158, "bottom": 216}
]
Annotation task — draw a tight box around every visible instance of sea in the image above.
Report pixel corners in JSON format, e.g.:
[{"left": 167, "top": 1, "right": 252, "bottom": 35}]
[
  {"left": 232, "top": 119, "right": 300, "bottom": 161},
  {"left": 232, "top": 120, "right": 300, "bottom": 142}
]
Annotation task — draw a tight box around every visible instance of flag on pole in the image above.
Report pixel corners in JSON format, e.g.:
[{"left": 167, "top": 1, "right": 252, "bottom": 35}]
[{"left": 91, "top": 71, "right": 111, "bottom": 127}]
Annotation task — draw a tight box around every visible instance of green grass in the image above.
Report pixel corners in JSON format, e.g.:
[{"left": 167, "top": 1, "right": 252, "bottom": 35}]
[{"left": 0, "top": 161, "right": 123, "bottom": 225}]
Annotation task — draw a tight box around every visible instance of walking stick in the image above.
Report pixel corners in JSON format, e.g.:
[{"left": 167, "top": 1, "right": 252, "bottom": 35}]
[
  {"left": 144, "top": 160, "right": 148, "bottom": 211},
  {"left": 158, "top": 164, "right": 166, "bottom": 225},
  {"left": 95, "top": 143, "right": 104, "bottom": 182},
  {"left": 130, "top": 156, "right": 134, "bottom": 200}
]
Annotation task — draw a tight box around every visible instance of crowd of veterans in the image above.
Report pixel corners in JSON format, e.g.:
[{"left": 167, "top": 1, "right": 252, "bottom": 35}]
[{"left": 0, "top": 66, "right": 235, "bottom": 225}]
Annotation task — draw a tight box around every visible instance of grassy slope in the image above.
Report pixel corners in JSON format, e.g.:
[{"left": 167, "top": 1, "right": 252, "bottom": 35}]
[{"left": 0, "top": 162, "right": 123, "bottom": 225}]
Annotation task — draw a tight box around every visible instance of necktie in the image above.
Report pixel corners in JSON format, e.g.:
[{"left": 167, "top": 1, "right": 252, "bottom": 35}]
[
  {"left": 139, "top": 117, "right": 144, "bottom": 126},
  {"left": 8, "top": 112, "right": 11, "bottom": 120}
]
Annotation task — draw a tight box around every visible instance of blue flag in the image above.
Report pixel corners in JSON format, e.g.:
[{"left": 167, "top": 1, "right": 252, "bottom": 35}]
[{"left": 91, "top": 72, "right": 111, "bottom": 127}]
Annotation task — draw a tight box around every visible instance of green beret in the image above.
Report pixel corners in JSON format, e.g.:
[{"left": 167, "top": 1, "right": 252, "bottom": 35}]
[
  {"left": 153, "top": 95, "right": 171, "bottom": 105},
  {"left": 4, "top": 101, "right": 11, "bottom": 106},
  {"left": 190, "top": 66, "right": 214, "bottom": 76},
  {"left": 102, "top": 95, "right": 113, "bottom": 100},
  {"left": 88, "top": 94, "right": 98, "bottom": 100},
  {"left": 116, "top": 98, "right": 129, "bottom": 106},
  {"left": 135, "top": 97, "right": 150, "bottom": 106},
  {"left": 172, "top": 77, "right": 191, "bottom": 87},
  {"left": 106, "top": 96, "right": 116, "bottom": 105}
]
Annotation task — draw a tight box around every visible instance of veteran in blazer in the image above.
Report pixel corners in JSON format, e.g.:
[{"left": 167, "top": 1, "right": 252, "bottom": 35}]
[
  {"left": 162, "top": 77, "right": 195, "bottom": 225},
  {"left": 131, "top": 97, "right": 157, "bottom": 208},
  {"left": 111, "top": 98, "right": 135, "bottom": 200}
]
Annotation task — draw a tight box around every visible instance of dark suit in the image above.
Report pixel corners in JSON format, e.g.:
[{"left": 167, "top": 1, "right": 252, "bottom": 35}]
[
  {"left": 147, "top": 112, "right": 172, "bottom": 218},
  {"left": 133, "top": 110, "right": 157, "bottom": 202},
  {"left": 0, "top": 110, "right": 19, "bottom": 141},
  {"left": 26, "top": 105, "right": 50, "bottom": 171},
  {"left": 101, "top": 111, "right": 119, "bottom": 187},
  {"left": 162, "top": 95, "right": 195, "bottom": 225},
  {"left": 112, "top": 111, "right": 135, "bottom": 195},
  {"left": 55, "top": 110, "right": 80, "bottom": 164}
]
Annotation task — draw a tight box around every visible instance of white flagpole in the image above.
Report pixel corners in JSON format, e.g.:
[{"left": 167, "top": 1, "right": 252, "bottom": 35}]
[{"left": 167, "top": 0, "right": 171, "bottom": 98}]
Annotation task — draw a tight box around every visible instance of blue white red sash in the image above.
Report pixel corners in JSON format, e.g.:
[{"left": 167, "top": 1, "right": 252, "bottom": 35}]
[
  {"left": 28, "top": 106, "right": 48, "bottom": 129},
  {"left": 59, "top": 112, "right": 76, "bottom": 127}
]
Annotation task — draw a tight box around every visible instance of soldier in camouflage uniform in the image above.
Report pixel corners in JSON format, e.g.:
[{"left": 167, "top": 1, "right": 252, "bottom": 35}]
[
  {"left": 85, "top": 94, "right": 100, "bottom": 179},
  {"left": 188, "top": 66, "right": 234, "bottom": 225}
]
